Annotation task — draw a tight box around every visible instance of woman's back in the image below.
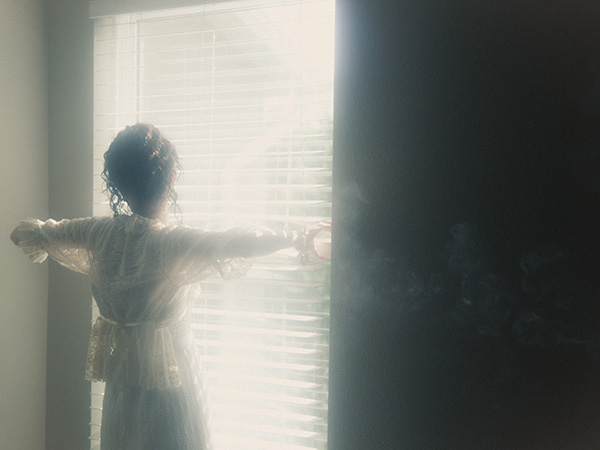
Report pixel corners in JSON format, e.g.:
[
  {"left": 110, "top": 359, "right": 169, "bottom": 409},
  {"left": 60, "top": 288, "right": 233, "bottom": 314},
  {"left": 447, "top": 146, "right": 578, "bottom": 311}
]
[{"left": 89, "top": 214, "right": 184, "bottom": 325}]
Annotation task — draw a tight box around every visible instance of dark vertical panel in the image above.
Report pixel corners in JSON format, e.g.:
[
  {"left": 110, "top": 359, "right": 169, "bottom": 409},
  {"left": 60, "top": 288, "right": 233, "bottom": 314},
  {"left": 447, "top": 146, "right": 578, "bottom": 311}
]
[
  {"left": 46, "top": 0, "right": 93, "bottom": 449},
  {"left": 330, "top": 1, "right": 600, "bottom": 449}
]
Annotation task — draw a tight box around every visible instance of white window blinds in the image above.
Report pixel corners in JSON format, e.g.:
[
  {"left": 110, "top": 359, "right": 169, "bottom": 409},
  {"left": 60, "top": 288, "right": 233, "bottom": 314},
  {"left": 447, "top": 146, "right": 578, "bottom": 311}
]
[{"left": 90, "top": 1, "right": 334, "bottom": 449}]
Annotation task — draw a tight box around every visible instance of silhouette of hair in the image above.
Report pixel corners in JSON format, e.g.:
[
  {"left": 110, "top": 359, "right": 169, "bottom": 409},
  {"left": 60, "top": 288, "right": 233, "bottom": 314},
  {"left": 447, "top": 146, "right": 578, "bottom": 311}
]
[{"left": 102, "top": 123, "right": 181, "bottom": 217}]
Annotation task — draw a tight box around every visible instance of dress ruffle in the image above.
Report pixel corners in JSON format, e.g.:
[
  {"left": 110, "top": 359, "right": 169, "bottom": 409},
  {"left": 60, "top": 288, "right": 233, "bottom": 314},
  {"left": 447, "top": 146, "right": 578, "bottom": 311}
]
[
  {"left": 86, "top": 314, "right": 191, "bottom": 391},
  {"left": 16, "top": 217, "right": 94, "bottom": 273}
]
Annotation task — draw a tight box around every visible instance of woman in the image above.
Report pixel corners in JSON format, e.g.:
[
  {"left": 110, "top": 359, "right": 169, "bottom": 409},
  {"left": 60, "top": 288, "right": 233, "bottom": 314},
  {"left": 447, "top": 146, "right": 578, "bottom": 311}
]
[{"left": 10, "top": 123, "right": 329, "bottom": 450}]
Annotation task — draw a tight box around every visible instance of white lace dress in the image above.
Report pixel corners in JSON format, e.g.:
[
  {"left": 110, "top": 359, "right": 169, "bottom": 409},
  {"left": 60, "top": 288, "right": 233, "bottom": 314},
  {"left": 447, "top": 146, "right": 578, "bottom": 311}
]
[{"left": 17, "top": 214, "right": 258, "bottom": 450}]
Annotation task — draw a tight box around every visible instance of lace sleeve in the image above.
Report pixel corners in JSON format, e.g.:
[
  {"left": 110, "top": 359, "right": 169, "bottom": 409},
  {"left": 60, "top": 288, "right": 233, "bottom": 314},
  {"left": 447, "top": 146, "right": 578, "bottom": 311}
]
[
  {"left": 161, "top": 227, "right": 255, "bottom": 285},
  {"left": 161, "top": 226, "right": 306, "bottom": 285},
  {"left": 16, "top": 217, "right": 99, "bottom": 274}
]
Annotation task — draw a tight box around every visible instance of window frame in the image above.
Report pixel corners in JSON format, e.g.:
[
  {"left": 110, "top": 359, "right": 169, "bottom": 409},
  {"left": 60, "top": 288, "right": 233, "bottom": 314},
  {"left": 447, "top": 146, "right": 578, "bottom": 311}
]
[{"left": 90, "top": 2, "right": 334, "bottom": 449}]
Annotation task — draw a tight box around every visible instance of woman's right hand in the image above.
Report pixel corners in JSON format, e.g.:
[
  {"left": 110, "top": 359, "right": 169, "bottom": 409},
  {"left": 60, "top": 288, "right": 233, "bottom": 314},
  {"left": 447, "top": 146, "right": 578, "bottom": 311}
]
[{"left": 10, "top": 226, "right": 20, "bottom": 246}]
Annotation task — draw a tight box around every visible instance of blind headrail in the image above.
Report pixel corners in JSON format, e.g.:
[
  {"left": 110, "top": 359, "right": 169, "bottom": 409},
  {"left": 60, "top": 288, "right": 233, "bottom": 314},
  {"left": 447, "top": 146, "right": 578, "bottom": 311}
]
[
  {"left": 90, "top": 0, "right": 232, "bottom": 18},
  {"left": 90, "top": 0, "right": 310, "bottom": 19}
]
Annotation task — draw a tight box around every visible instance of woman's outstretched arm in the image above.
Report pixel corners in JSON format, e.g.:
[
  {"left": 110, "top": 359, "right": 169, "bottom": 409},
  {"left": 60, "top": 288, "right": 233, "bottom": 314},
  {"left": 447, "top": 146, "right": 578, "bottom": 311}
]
[
  {"left": 160, "top": 220, "right": 332, "bottom": 285},
  {"left": 220, "top": 221, "right": 331, "bottom": 259},
  {"left": 9, "top": 217, "right": 103, "bottom": 273}
]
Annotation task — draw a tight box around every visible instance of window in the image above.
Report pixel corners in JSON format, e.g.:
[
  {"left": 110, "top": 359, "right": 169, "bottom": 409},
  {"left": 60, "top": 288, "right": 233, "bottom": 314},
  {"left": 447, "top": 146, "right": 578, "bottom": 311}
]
[{"left": 90, "top": 1, "right": 334, "bottom": 449}]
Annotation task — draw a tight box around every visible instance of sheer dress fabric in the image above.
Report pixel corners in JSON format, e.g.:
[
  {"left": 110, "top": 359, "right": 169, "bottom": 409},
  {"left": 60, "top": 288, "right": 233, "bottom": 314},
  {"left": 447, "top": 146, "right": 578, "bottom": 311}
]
[{"left": 17, "top": 214, "right": 254, "bottom": 450}]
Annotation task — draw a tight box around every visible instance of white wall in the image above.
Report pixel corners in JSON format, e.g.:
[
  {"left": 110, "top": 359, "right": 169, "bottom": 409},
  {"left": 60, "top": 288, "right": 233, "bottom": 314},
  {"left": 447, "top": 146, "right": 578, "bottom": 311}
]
[
  {"left": 0, "top": 0, "right": 48, "bottom": 448},
  {"left": 0, "top": 0, "right": 93, "bottom": 448}
]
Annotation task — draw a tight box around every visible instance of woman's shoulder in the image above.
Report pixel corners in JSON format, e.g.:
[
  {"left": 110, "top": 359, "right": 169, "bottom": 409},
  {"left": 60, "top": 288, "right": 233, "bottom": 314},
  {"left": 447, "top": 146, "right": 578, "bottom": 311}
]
[{"left": 60, "top": 215, "right": 128, "bottom": 237}]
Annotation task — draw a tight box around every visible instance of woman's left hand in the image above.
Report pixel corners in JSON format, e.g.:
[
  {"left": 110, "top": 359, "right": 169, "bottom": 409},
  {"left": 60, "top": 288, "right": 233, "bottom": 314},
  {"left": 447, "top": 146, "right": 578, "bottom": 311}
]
[
  {"left": 297, "top": 220, "right": 331, "bottom": 264},
  {"left": 304, "top": 220, "right": 331, "bottom": 241}
]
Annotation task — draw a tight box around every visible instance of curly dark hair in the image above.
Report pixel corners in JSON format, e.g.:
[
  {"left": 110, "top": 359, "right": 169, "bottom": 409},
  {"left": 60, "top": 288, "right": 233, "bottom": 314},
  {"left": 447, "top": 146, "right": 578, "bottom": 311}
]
[{"left": 101, "top": 123, "right": 181, "bottom": 217}]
